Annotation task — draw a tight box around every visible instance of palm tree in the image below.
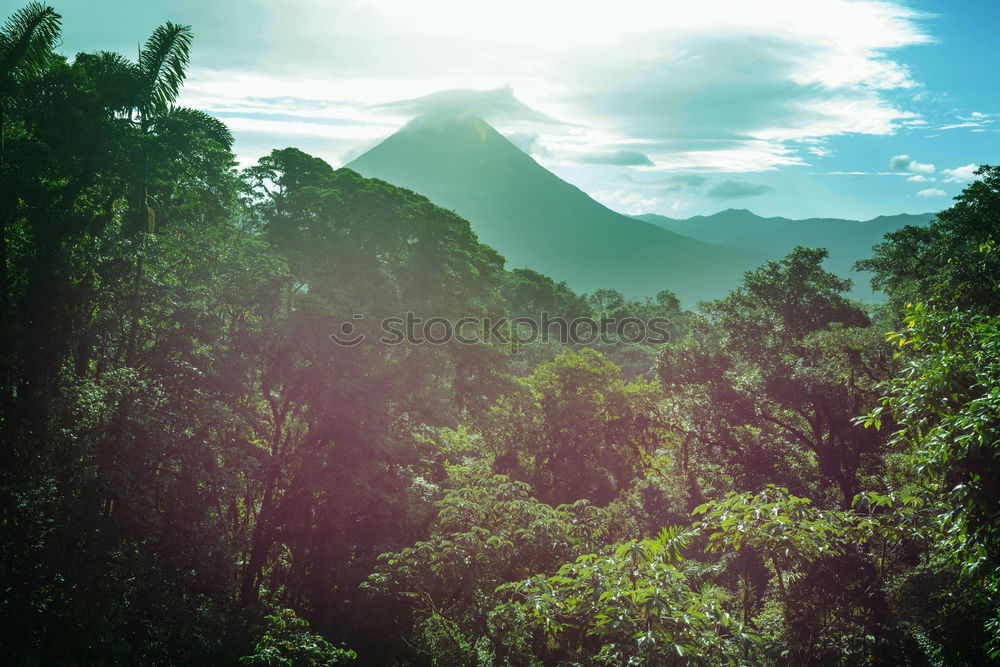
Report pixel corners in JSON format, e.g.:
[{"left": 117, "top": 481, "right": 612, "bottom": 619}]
[
  {"left": 127, "top": 21, "right": 193, "bottom": 237},
  {"left": 0, "top": 2, "right": 61, "bottom": 340},
  {"left": 123, "top": 22, "right": 193, "bottom": 366}
]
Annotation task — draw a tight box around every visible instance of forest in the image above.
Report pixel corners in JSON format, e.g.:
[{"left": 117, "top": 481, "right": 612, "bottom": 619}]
[{"left": 0, "top": 4, "right": 998, "bottom": 665}]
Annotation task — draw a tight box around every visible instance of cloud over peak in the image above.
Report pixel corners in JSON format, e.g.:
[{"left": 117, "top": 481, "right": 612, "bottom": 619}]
[
  {"left": 376, "top": 86, "right": 557, "bottom": 125},
  {"left": 176, "top": 0, "right": 934, "bottom": 174}
]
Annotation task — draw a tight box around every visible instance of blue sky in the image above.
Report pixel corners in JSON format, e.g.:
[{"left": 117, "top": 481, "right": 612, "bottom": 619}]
[{"left": 11, "top": 0, "right": 998, "bottom": 220}]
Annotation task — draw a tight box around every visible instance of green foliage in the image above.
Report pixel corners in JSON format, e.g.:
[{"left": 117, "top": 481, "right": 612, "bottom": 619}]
[
  {"left": 854, "top": 170, "right": 1000, "bottom": 661},
  {"left": 874, "top": 305, "right": 1000, "bottom": 566},
  {"left": 475, "top": 348, "right": 670, "bottom": 505},
  {"left": 658, "top": 247, "right": 888, "bottom": 506},
  {"left": 494, "top": 526, "right": 756, "bottom": 665},
  {"left": 695, "top": 486, "right": 867, "bottom": 567},
  {"left": 502, "top": 267, "right": 591, "bottom": 320},
  {"left": 0, "top": 2, "right": 60, "bottom": 84},
  {"left": 2, "top": 4, "right": 998, "bottom": 665},
  {"left": 367, "top": 475, "right": 610, "bottom": 663},
  {"left": 859, "top": 165, "right": 1000, "bottom": 316},
  {"left": 705, "top": 246, "right": 868, "bottom": 346},
  {"left": 137, "top": 22, "right": 192, "bottom": 115},
  {"left": 863, "top": 305, "right": 1000, "bottom": 657},
  {"left": 851, "top": 170, "right": 1000, "bottom": 657},
  {"left": 0, "top": 5, "right": 510, "bottom": 662},
  {"left": 240, "top": 609, "right": 356, "bottom": 667}
]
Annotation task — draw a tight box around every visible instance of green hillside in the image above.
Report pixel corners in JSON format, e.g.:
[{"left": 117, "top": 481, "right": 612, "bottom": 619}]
[
  {"left": 636, "top": 209, "right": 937, "bottom": 300},
  {"left": 348, "top": 115, "right": 766, "bottom": 305}
]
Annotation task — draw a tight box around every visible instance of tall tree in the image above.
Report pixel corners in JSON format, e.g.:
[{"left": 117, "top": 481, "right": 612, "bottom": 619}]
[
  {"left": 858, "top": 164, "right": 1000, "bottom": 316},
  {"left": 474, "top": 348, "right": 669, "bottom": 505},
  {"left": 123, "top": 22, "right": 193, "bottom": 367},
  {"left": 658, "top": 248, "right": 887, "bottom": 506},
  {"left": 0, "top": 1, "right": 60, "bottom": 408}
]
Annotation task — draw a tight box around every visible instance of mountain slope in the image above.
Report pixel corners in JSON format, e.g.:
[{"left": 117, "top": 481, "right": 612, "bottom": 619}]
[
  {"left": 636, "top": 209, "right": 937, "bottom": 300},
  {"left": 347, "top": 115, "right": 766, "bottom": 304}
]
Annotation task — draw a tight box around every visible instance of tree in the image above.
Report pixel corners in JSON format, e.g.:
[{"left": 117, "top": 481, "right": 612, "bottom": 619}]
[
  {"left": 0, "top": 9, "right": 279, "bottom": 662},
  {"left": 501, "top": 267, "right": 591, "bottom": 320},
  {"left": 240, "top": 609, "right": 355, "bottom": 667},
  {"left": 858, "top": 164, "right": 1000, "bottom": 316},
  {"left": 0, "top": 2, "right": 62, "bottom": 418},
  {"left": 872, "top": 304, "right": 1000, "bottom": 574},
  {"left": 368, "top": 475, "right": 610, "bottom": 664},
  {"left": 234, "top": 148, "right": 513, "bottom": 657},
  {"left": 494, "top": 526, "right": 754, "bottom": 665},
  {"left": 658, "top": 248, "right": 887, "bottom": 507},
  {"left": 475, "top": 348, "right": 670, "bottom": 506}
]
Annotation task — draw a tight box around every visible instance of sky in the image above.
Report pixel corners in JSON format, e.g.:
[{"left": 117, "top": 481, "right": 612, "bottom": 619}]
[{"left": 13, "top": 0, "right": 1000, "bottom": 220}]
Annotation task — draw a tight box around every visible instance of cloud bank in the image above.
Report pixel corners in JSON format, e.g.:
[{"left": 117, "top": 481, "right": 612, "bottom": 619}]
[
  {"left": 376, "top": 86, "right": 557, "bottom": 125},
  {"left": 173, "top": 0, "right": 933, "bottom": 172},
  {"left": 579, "top": 150, "right": 655, "bottom": 167},
  {"left": 706, "top": 179, "right": 776, "bottom": 200}
]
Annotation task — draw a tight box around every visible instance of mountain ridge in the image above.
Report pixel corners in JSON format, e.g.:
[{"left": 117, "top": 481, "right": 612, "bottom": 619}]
[
  {"left": 347, "top": 115, "right": 767, "bottom": 304},
  {"left": 634, "top": 209, "right": 937, "bottom": 300}
]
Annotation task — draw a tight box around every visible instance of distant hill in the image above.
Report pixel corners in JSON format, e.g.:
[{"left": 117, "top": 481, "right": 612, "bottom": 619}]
[
  {"left": 635, "top": 209, "right": 937, "bottom": 301},
  {"left": 347, "top": 115, "right": 766, "bottom": 305}
]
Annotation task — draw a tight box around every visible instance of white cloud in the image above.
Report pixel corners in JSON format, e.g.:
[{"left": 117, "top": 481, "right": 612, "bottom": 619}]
[
  {"left": 651, "top": 174, "right": 709, "bottom": 193},
  {"left": 171, "top": 0, "right": 932, "bottom": 172},
  {"left": 938, "top": 112, "right": 996, "bottom": 131},
  {"left": 592, "top": 188, "right": 660, "bottom": 214},
  {"left": 889, "top": 154, "right": 935, "bottom": 174},
  {"left": 941, "top": 163, "right": 979, "bottom": 183},
  {"left": 376, "top": 86, "right": 558, "bottom": 124},
  {"left": 706, "top": 179, "right": 775, "bottom": 199},
  {"left": 888, "top": 155, "right": 909, "bottom": 169},
  {"left": 504, "top": 132, "right": 541, "bottom": 154},
  {"left": 917, "top": 188, "right": 947, "bottom": 197},
  {"left": 907, "top": 174, "right": 935, "bottom": 182},
  {"left": 220, "top": 117, "right": 385, "bottom": 141}
]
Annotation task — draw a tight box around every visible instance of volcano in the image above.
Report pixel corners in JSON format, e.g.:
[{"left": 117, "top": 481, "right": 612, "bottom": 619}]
[{"left": 347, "top": 115, "right": 765, "bottom": 305}]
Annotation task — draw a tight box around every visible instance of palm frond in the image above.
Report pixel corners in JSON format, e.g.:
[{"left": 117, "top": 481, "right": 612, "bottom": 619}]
[
  {"left": 154, "top": 106, "right": 234, "bottom": 149},
  {"left": 0, "top": 2, "right": 62, "bottom": 83},
  {"left": 138, "top": 21, "right": 192, "bottom": 114}
]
